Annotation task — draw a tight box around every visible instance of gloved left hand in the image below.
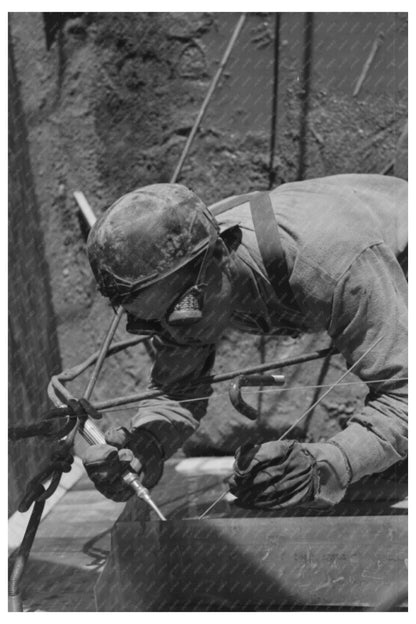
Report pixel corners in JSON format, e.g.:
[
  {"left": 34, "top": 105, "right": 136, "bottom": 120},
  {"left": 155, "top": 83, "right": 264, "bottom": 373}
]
[
  {"left": 82, "top": 427, "right": 164, "bottom": 502},
  {"left": 229, "top": 440, "right": 319, "bottom": 510}
]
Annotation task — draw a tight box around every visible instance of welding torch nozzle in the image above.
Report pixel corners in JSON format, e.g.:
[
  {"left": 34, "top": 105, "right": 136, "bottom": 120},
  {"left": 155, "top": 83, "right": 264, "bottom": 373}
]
[{"left": 122, "top": 470, "right": 167, "bottom": 521}]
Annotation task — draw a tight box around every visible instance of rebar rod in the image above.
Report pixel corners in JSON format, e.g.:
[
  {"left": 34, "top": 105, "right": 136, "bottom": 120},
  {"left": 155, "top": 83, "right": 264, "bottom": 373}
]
[
  {"left": 54, "top": 336, "right": 149, "bottom": 383},
  {"left": 92, "top": 346, "right": 335, "bottom": 410},
  {"left": 297, "top": 12, "right": 314, "bottom": 181},
  {"left": 73, "top": 190, "right": 97, "bottom": 229},
  {"left": 353, "top": 33, "right": 384, "bottom": 97},
  {"left": 198, "top": 335, "right": 382, "bottom": 519},
  {"left": 170, "top": 13, "right": 247, "bottom": 183},
  {"left": 268, "top": 12, "right": 281, "bottom": 190},
  {"left": 258, "top": 12, "right": 281, "bottom": 417},
  {"left": 83, "top": 306, "right": 124, "bottom": 400}
]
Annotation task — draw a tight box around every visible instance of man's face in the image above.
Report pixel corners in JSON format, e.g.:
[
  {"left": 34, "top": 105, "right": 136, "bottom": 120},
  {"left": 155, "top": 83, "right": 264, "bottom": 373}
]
[{"left": 122, "top": 256, "right": 234, "bottom": 342}]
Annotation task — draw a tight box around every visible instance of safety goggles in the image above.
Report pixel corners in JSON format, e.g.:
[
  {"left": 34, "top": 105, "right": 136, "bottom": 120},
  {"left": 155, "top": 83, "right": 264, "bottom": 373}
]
[
  {"left": 103, "top": 230, "right": 217, "bottom": 303},
  {"left": 115, "top": 232, "right": 218, "bottom": 331}
]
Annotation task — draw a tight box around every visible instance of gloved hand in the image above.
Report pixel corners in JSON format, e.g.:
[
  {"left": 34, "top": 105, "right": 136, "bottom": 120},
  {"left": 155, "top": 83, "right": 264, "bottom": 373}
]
[
  {"left": 228, "top": 440, "right": 319, "bottom": 510},
  {"left": 82, "top": 427, "right": 164, "bottom": 502}
]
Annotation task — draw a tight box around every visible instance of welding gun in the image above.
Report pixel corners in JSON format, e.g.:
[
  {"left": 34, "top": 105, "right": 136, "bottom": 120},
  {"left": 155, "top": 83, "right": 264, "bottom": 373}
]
[{"left": 79, "top": 415, "right": 167, "bottom": 521}]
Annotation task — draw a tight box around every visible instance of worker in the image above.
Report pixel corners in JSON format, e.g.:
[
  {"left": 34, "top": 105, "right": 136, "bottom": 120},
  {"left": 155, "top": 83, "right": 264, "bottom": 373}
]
[{"left": 82, "top": 175, "right": 408, "bottom": 510}]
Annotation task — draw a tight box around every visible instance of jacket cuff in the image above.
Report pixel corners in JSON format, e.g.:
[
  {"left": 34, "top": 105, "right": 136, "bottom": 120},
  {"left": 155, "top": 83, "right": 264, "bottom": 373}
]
[
  {"left": 329, "top": 422, "right": 406, "bottom": 482},
  {"left": 130, "top": 412, "right": 198, "bottom": 459},
  {"left": 302, "top": 442, "right": 352, "bottom": 506}
]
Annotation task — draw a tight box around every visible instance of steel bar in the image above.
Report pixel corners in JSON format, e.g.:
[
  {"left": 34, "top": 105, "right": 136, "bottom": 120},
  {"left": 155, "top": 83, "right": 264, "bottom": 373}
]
[
  {"left": 72, "top": 193, "right": 126, "bottom": 401},
  {"left": 170, "top": 13, "right": 247, "bottom": 183},
  {"left": 230, "top": 374, "right": 285, "bottom": 421},
  {"left": 268, "top": 12, "right": 281, "bottom": 190},
  {"left": 92, "top": 347, "right": 336, "bottom": 410},
  {"left": 55, "top": 336, "right": 149, "bottom": 382},
  {"left": 83, "top": 306, "right": 124, "bottom": 400},
  {"left": 353, "top": 33, "right": 384, "bottom": 97},
  {"left": 258, "top": 13, "right": 282, "bottom": 417},
  {"left": 48, "top": 336, "right": 150, "bottom": 405},
  {"left": 198, "top": 336, "right": 381, "bottom": 519},
  {"left": 73, "top": 190, "right": 97, "bottom": 229},
  {"left": 297, "top": 12, "right": 314, "bottom": 181}
]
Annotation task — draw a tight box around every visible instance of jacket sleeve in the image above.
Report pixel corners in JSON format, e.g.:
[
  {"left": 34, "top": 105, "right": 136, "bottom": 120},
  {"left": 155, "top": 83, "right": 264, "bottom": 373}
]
[
  {"left": 324, "top": 243, "right": 408, "bottom": 483},
  {"left": 129, "top": 333, "right": 216, "bottom": 459}
]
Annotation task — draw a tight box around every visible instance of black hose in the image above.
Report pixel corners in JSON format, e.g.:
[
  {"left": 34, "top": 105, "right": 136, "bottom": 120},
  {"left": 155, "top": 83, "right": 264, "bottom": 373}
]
[{"left": 9, "top": 499, "right": 46, "bottom": 612}]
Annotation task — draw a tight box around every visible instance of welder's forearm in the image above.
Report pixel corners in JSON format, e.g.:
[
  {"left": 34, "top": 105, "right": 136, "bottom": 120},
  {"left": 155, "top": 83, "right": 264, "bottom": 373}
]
[
  {"left": 327, "top": 244, "right": 408, "bottom": 482},
  {"left": 329, "top": 394, "right": 408, "bottom": 482},
  {"left": 130, "top": 395, "right": 208, "bottom": 459},
  {"left": 133, "top": 335, "right": 215, "bottom": 458},
  {"left": 301, "top": 392, "right": 407, "bottom": 506}
]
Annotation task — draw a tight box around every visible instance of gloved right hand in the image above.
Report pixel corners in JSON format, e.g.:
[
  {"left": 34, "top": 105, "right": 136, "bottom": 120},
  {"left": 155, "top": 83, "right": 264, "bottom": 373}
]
[{"left": 82, "top": 427, "right": 164, "bottom": 502}]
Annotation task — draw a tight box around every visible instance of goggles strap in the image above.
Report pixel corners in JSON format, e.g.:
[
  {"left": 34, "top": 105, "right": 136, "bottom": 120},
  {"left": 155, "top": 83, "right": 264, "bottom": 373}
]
[
  {"left": 194, "top": 232, "right": 218, "bottom": 287},
  {"left": 166, "top": 235, "right": 218, "bottom": 327}
]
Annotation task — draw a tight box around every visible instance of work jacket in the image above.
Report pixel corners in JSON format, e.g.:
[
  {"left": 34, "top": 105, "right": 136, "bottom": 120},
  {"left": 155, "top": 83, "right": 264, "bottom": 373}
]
[{"left": 129, "top": 174, "right": 408, "bottom": 501}]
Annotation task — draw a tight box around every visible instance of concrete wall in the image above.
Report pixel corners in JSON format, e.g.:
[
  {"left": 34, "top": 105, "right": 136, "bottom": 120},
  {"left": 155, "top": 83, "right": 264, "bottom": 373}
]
[{"left": 8, "top": 34, "right": 62, "bottom": 515}]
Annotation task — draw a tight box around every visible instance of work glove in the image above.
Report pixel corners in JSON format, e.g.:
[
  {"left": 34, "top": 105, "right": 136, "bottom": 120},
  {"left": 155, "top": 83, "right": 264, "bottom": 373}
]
[
  {"left": 229, "top": 440, "right": 319, "bottom": 510},
  {"left": 82, "top": 427, "right": 164, "bottom": 502}
]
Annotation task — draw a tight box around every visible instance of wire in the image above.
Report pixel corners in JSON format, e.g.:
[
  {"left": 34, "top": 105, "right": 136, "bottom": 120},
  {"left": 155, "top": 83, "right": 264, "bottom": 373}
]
[{"left": 96, "top": 376, "right": 408, "bottom": 414}]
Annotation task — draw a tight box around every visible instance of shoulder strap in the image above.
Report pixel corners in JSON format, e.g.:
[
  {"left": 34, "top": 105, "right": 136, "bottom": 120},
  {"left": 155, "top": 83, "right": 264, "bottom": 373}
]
[
  {"left": 210, "top": 191, "right": 298, "bottom": 311},
  {"left": 249, "top": 192, "right": 298, "bottom": 311}
]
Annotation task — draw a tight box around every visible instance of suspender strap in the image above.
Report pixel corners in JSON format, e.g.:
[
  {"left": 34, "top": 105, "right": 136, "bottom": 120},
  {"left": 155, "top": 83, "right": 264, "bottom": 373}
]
[
  {"left": 210, "top": 190, "right": 299, "bottom": 312},
  {"left": 249, "top": 192, "right": 296, "bottom": 309}
]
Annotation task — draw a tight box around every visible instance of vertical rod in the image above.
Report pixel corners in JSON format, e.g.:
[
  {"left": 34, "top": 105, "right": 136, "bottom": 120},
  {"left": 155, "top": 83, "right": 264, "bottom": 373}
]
[
  {"left": 83, "top": 306, "right": 124, "bottom": 400},
  {"left": 268, "top": 13, "right": 281, "bottom": 190},
  {"left": 74, "top": 193, "right": 125, "bottom": 401},
  {"left": 258, "top": 13, "right": 281, "bottom": 417},
  {"left": 73, "top": 191, "right": 97, "bottom": 229},
  {"left": 171, "top": 13, "right": 247, "bottom": 183},
  {"left": 353, "top": 33, "right": 383, "bottom": 98},
  {"left": 297, "top": 12, "right": 314, "bottom": 181}
]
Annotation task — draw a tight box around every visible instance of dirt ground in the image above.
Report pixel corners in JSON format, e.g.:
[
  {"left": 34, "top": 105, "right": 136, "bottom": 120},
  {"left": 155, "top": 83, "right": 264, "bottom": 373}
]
[{"left": 9, "top": 12, "right": 408, "bottom": 454}]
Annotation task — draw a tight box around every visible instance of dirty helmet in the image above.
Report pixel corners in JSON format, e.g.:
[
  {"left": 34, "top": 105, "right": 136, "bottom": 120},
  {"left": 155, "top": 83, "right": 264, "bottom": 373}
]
[{"left": 87, "top": 184, "right": 220, "bottom": 325}]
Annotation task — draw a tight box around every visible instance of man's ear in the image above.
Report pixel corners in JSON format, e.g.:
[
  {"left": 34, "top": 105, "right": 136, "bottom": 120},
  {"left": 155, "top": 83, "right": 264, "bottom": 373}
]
[{"left": 219, "top": 225, "right": 242, "bottom": 252}]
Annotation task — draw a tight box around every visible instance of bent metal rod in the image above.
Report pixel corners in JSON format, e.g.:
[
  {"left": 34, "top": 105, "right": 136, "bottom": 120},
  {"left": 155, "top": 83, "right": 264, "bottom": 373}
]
[
  {"left": 49, "top": 338, "right": 336, "bottom": 410},
  {"left": 198, "top": 335, "right": 383, "bottom": 519}
]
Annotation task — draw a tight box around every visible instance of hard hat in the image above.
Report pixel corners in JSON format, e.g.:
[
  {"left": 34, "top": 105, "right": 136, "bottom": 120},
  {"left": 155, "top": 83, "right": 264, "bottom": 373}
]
[{"left": 87, "top": 184, "right": 220, "bottom": 307}]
